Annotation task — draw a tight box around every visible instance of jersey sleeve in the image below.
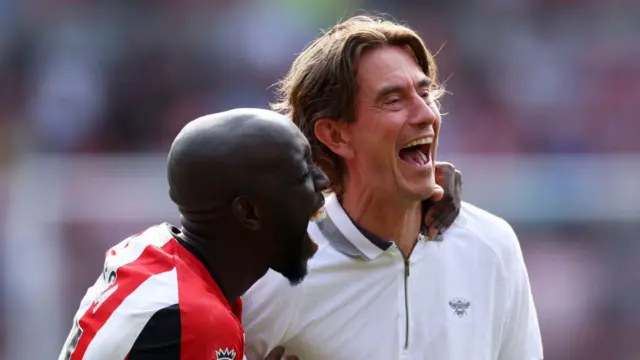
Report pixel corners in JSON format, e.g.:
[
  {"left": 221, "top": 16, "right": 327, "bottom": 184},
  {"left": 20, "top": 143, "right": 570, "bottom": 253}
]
[
  {"left": 58, "top": 302, "right": 183, "bottom": 360},
  {"left": 241, "top": 270, "right": 301, "bottom": 360},
  {"left": 61, "top": 294, "right": 245, "bottom": 360},
  {"left": 498, "top": 224, "right": 544, "bottom": 360},
  {"left": 127, "top": 304, "right": 181, "bottom": 360}
]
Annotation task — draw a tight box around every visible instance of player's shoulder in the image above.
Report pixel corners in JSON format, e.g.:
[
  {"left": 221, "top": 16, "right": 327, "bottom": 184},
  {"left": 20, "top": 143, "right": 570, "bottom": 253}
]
[
  {"left": 104, "top": 223, "right": 177, "bottom": 265},
  {"left": 96, "top": 223, "right": 182, "bottom": 309},
  {"left": 449, "top": 201, "right": 520, "bottom": 261},
  {"left": 110, "top": 223, "right": 175, "bottom": 251}
]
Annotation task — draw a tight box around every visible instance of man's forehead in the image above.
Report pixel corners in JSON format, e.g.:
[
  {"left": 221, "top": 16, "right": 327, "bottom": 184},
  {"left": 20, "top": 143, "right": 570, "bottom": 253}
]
[{"left": 357, "top": 46, "right": 427, "bottom": 92}]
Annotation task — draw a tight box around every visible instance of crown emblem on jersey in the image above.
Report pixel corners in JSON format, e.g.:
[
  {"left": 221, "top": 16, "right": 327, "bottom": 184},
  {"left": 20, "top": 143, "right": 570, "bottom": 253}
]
[{"left": 215, "top": 348, "right": 236, "bottom": 360}]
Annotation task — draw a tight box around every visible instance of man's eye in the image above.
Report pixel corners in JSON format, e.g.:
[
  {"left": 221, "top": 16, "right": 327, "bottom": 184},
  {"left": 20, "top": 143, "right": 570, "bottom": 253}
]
[{"left": 385, "top": 98, "right": 401, "bottom": 106}]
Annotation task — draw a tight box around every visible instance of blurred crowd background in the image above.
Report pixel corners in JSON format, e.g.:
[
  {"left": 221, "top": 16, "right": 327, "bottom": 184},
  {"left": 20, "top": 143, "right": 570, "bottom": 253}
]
[{"left": 1, "top": 0, "right": 639, "bottom": 359}]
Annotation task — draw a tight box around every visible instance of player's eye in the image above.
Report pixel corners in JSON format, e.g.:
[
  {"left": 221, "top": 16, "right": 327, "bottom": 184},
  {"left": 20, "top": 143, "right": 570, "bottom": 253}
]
[{"left": 299, "top": 168, "right": 310, "bottom": 183}]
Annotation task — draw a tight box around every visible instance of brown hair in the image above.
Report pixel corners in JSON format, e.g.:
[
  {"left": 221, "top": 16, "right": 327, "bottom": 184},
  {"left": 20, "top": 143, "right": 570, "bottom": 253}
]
[{"left": 272, "top": 15, "right": 445, "bottom": 197}]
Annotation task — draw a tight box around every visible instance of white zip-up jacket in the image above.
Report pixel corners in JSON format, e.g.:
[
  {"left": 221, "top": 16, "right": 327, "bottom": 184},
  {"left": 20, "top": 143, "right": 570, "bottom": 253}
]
[{"left": 242, "top": 194, "right": 543, "bottom": 360}]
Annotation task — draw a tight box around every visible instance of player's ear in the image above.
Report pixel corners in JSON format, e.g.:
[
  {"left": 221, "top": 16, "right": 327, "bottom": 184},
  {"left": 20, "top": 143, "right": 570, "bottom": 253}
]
[
  {"left": 314, "top": 118, "right": 354, "bottom": 159},
  {"left": 231, "top": 196, "right": 261, "bottom": 231}
]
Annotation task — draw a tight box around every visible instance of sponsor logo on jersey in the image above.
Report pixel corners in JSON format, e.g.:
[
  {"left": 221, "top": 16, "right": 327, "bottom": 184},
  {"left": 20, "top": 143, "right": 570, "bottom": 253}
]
[{"left": 215, "top": 348, "right": 236, "bottom": 360}]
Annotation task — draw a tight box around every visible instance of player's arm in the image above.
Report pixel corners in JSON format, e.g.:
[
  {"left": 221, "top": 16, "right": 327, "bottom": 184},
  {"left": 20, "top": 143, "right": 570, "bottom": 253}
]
[
  {"left": 126, "top": 304, "right": 182, "bottom": 360},
  {"left": 59, "top": 303, "right": 183, "bottom": 360},
  {"left": 242, "top": 270, "right": 301, "bottom": 360},
  {"left": 497, "top": 224, "right": 544, "bottom": 360}
]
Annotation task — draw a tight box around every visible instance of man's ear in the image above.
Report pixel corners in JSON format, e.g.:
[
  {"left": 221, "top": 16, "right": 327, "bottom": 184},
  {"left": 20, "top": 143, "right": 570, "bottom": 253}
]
[
  {"left": 231, "top": 196, "right": 261, "bottom": 231},
  {"left": 314, "top": 118, "right": 354, "bottom": 159}
]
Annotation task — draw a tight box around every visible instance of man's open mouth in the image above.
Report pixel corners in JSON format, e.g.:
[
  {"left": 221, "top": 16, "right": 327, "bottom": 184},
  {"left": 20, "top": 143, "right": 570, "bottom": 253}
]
[
  {"left": 309, "top": 197, "right": 327, "bottom": 222},
  {"left": 398, "top": 136, "right": 432, "bottom": 167}
]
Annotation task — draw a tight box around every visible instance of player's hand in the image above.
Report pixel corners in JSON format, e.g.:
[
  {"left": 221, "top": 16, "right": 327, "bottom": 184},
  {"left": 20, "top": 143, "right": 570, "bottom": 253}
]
[
  {"left": 423, "top": 161, "right": 462, "bottom": 239},
  {"left": 263, "top": 346, "right": 299, "bottom": 360}
]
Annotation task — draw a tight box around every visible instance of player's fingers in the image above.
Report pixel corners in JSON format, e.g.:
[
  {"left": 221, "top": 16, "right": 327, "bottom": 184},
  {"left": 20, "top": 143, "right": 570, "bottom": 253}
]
[
  {"left": 454, "top": 169, "right": 462, "bottom": 187},
  {"left": 424, "top": 206, "right": 446, "bottom": 238},
  {"left": 438, "top": 208, "right": 460, "bottom": 232},
  {"left": 435, "top": 161, "right": 455, "bottom": 172},
  {"left": 427, "top": 208, "right": 453, "bottom": 239},
  {"left": 435, "top": 162, "right": 455, "bottom": 183},
  {"left": 425, "top": 190, "right": 454, "bottom": 225},
  {"left": 424, "top": 206, "right": 440, "bottom": 228},
  {"left": 427, "top": 226, "right": 439, "bottom": 240},
  {"left": 430, "top": 184, "right": 445, "bottom": 202}
]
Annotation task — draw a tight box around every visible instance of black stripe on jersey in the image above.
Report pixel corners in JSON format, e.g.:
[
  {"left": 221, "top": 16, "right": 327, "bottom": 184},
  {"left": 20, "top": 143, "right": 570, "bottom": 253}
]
[{"left": 128, "top": 304, "right": 181, "bottom": 360}]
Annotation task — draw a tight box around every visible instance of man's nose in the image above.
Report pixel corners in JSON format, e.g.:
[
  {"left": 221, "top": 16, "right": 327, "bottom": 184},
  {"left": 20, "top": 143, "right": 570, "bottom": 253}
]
[{"left": 409, "top": 95, "right": 438, "bottom": 128}]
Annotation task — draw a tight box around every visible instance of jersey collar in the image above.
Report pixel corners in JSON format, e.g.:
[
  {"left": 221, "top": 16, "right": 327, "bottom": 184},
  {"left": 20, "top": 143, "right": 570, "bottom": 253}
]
[{"left": 317, "top": 193, "right": 386, "bottom": 261}]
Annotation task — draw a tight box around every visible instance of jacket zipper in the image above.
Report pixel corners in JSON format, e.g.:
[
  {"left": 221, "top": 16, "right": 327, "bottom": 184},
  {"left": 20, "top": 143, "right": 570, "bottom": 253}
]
[
  {"left": 403, "top": 254, "right": 410, "bottom": 349},
  {"left": 399, "top": 227, "right": 428, "bottom": 350},
  {"left": 395, "top": 243, "right": 412, "bottom": 350}
]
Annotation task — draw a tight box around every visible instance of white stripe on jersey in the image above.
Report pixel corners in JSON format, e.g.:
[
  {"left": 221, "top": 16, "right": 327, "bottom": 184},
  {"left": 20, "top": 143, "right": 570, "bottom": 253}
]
[
  {"left": 83, "top": 268, "right": 179, "bottom": 359},
  {"left": 58, "top": 224, "right": 175, "bottom": 360},
  {"left": 105, "top": 224, "right": 174, "bottom": 270},
  {"left": 79, "top": 224, "right": 174, "bottom": 312}
]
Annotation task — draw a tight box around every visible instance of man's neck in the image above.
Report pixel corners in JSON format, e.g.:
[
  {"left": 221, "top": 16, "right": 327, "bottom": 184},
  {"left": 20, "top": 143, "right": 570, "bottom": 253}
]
[
  {"left": 340, "top": 186, "right": 423, "bottom": 257},
  {"left": 178, "top": 227, "right": 268, "bottom": 305}
]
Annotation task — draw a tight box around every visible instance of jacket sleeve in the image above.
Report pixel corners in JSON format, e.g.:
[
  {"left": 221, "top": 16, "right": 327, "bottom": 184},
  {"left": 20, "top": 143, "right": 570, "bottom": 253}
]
[{"left": 498, "top": 224, "right": 544, "bottom": 360}]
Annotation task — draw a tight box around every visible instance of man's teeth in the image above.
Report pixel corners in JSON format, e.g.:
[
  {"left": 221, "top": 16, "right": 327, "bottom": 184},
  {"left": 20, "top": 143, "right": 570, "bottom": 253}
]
[
  {"left": 310, "top": 207, "right": 327, "bottom": 222},
  {"left": 403, "top": 137, "right": 432, "bottom": 149},
  {"left": 417, "top": 151, "right": 428, "bottom": 163}
]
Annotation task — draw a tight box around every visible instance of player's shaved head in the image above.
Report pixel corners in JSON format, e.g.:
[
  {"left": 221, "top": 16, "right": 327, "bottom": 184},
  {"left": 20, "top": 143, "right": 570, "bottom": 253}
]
[
  {"left": 168, "top": 108, "right": 307, "bottom": 231},
  {"left": 166, "top": 107, "right": 327, "bottom": 294}
]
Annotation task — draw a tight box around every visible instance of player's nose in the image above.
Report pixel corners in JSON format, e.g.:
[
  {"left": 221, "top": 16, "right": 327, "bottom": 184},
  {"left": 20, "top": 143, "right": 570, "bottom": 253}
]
[{"left": 312, "top": 167, "right": 329, "bottom": 192}]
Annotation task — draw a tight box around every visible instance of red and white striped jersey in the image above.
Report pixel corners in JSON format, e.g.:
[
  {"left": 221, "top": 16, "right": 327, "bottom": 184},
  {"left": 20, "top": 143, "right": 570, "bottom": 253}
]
[{"left": 59, "top": 223, "right": 245, "bottom": 360}]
